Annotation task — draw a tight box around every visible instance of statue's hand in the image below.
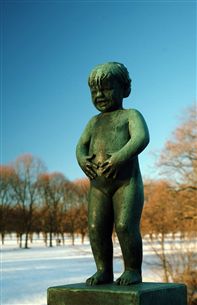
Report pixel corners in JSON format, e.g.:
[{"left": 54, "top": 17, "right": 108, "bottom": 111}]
[
  {"left": 101, "top": 153, "right": 122, "bottom": 179},
  {"left": 81, "top": 154, "right": 98, "bottom": 180}
]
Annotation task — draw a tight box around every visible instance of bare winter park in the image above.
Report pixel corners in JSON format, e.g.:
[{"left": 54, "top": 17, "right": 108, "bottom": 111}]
[
  {"left": 1, "top": 1, "right": 196, "bottom": 304},
  {"left": 2, "top": 233, "right": 196, "bottom": 305}
]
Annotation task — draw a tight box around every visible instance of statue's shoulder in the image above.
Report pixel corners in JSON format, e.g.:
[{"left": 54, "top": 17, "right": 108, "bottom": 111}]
[
  {"left": 127, "top": 108, "right": 143, "bottom": 118},
  {"left": 90, "top": 113, "right": 99, "bottom": 122},
  {"left": 87, "top": 114, "right": 99, "bottom": 127}
]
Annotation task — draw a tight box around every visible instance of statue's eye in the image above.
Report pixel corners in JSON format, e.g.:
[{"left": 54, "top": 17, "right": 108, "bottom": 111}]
[
  {"left": 91, "top": 88, "right": 97, "bottom": 93},
  {"left": 103, "top": 87, "right": 112, "bottom": 92},
  {"left": 102, "top": 84, "right": 112, "bottom": 90}
]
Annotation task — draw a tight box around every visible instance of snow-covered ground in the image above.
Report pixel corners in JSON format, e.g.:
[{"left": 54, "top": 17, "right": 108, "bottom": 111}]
[{"left": 1, "top": 236, "right": 162, "bottom": 305}]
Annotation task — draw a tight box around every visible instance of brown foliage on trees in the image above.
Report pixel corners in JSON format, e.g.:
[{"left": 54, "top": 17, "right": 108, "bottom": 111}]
[
  {"left": 142, "top": 179, "right": 196, "bottom": 303},
  {"left": 142, "top": 180, "right": 176, "bottom": 282},
  {"left": 63, "top": 178, "right": 89, "bottom": 244},
  {"left": 37, "top": 172, "right": 68, "bottom": 247},
  {"left": 11, "top": 154, "right": 46, "bottom": 248},
  {"left": 73, "top": 178, "right": 89, "bottom": 243},
  {"left": 0, "top": 165, "right": 17, "bottom": 243},
  {"left": 142, "top": 104, "right": 197, "bottom": 304},
  {"left": 158, "top": 103, "right": 197, "bottom": 190}
]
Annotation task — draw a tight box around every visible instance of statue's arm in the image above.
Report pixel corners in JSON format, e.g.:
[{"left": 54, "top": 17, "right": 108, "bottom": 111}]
[
  {"left": 118, "top": 109, "right": 150, "bottom": 162},
  {"left": 76, "top": 116, "right": 97, "bottom": 179}
]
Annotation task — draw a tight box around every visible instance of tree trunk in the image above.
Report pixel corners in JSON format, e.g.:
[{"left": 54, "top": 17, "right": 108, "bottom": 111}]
[
  {"left": 71, "top": 232, "right": 75, "bottom": 245},
  {"left": 61, "top": 232, "right": 65, "bottom": 245},
  {"left": 43, "top": 232, "right": 48, "bottom": 246},
  {"left": 25, "top": 231, "right": 29, "bottom": 248},
  {"left": 81, "top": 233, "right": 85, "bottom": 244},
  {"left": 1, "top": 233, "right": 5, "bottom": 245},
  {"left": 19, "top": 233, "right": 23, "bottom": 248},
  {"left": 49, "top": 231, "right": 53, "bottom": 247},
  {"left": 161, "top": 233, "right": 169, "bottom": 282}
]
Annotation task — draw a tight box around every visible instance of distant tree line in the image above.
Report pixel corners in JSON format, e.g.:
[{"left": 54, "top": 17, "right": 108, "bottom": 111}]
[
  {"left": 0, "top": 156, "right": 89, "bottom": 248},
  {"left": 142, "top": 104, "right": 197, "bottom": 305},
  {"left": 1, "top": 104, "right": 196, "bottom": 304}
]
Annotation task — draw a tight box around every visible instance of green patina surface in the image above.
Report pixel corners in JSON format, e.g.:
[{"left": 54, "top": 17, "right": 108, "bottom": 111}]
[
  {"left": 76, "top": 62, "right": 150, "bottom": 286},
  {"left": 47, "top": 282, "right": 187, "bottom": 305}
]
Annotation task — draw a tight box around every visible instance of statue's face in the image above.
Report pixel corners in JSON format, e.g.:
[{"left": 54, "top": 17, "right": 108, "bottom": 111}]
[{"left": 90, "top": 78, "right": 124, "bottom": 113}]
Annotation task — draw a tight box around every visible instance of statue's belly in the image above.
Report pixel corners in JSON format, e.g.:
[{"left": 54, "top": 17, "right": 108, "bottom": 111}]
[{"left": 89, "top": 134, "right": 129, "bottom": 165}]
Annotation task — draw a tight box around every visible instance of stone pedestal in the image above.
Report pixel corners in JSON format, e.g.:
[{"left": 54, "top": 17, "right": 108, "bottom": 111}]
[{"left": 47, "top": 282, "right": 187, "bottom": 305}]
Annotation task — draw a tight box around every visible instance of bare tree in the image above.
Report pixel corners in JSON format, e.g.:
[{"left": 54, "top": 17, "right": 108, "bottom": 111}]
[
  {"left": 12, "top": 154, "right": 46, "bottom": 248},
  {"left": 142, "top": 179, "right": 196, "bottom": 289},
  {"left": 158, "top": 103, "right": 197, "bottom": 190},
  {"left": 37, "top": 172, "right": 68, "bottom": 247},
  {"left": 0, "top": 165, "right": 17, "bottom": 244},
  {"left": 73, "top": 178, "right": 89, "bottom": 243},
  {"left": 144, "top": 104, "right": 197, "bottom": 304},
  {"left": 142, "top": 180, "right": 175, "bottom": 282},
  {"left": 57, "top": 179, "right": 88, "bottom": 245}
]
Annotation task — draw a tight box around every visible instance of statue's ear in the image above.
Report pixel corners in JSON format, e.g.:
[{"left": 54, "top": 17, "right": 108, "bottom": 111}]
[{"left": 123, "top": 86, "right": 131, "bottom": 98}]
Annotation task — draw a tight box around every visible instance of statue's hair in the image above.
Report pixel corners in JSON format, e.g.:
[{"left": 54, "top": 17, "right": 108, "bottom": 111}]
[{"left": 88, "top": 62, "right": 131, "bottom": 98}]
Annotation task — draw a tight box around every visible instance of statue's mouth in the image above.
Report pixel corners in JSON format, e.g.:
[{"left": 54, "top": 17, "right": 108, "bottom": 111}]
[{"left": 96, "top": 99, "right": 107, "bottom": 107}]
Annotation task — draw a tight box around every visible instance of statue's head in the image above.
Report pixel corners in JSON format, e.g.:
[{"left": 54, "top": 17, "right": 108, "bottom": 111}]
[
  {"left": 88, "top": 62, "right": 131, "bottom": 113},
  {"left": 88, "top": 62, "right": 131, "bottom": 98}
]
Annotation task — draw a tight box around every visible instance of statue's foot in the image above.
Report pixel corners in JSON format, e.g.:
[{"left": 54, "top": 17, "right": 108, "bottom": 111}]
[
  {"left": 116, "top": 270, "right": 142, "bottom": 286},
  {"left": 86, "top": 271, "right": 113, "bottom": 286}
]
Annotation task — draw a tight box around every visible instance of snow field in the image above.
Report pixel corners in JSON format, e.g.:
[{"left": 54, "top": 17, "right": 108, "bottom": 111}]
[{"left": 1, "top": 236, "right": 163, "bottom": 305}]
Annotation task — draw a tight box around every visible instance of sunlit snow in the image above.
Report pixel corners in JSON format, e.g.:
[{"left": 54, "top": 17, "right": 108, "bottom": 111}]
[{"left": 1, "top": 235, "right": 162, "bottom": 305}]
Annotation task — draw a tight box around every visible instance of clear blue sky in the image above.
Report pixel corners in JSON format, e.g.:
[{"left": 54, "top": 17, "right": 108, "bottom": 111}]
[{"left": 1, "top": 0, "right": 196, "bottom": 181}]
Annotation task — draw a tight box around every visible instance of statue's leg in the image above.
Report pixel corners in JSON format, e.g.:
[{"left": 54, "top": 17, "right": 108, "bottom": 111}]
[
  {"left": 86, "top": 185, "right": 114, "bottom": 285},
  {"left": 113, "top": 178, "right": 144, "bottom": 285}
]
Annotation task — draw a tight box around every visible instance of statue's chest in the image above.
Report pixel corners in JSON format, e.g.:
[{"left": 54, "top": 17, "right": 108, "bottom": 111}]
[
  {"left": 90, "top": 114, "right": 130, "bottom": 158},
  {"left": 92, "top": 114, "right": 128, "bottom": 139}
]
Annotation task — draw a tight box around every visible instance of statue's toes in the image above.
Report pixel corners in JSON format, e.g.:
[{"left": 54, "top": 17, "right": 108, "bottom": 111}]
[
  {"left": 116, "top": 271, "right": 142, "bottom": 286},
  {"left": 87, "top": 271, "right": 113, "bottom": 286},
  {"left": 115, "top": 276, "right": 122, "bottom": 285},
  {"left": 86, "top": 277, "right": 94, "bottom": 286}
]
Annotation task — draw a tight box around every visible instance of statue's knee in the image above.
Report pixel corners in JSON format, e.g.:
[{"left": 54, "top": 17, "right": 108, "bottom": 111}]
[
  {"left": 115, "top": 222, "right": 128, "bottom": 235},
  {"left": 89, "top": 223, "right": 101, "bottom": 237},
  {"left": 116, "top": 222, "right": 140, "bottom": 239}
]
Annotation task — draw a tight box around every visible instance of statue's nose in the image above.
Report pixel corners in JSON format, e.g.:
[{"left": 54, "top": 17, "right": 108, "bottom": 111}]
[{"left": 96, "top": 90, "right": 104, "bottom": 98}]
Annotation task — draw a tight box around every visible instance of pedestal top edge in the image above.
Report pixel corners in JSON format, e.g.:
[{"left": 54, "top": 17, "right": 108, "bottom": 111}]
[{"left": 48, "top": 282, "right": 186, "bottom": 294}]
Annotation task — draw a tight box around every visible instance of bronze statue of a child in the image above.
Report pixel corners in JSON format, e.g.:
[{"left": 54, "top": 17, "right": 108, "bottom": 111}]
[{"left": 76, "top": 62, "right": 149, "bottom": 286}]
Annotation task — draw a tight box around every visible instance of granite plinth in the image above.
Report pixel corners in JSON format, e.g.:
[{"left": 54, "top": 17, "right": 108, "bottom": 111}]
[{"left": 47, "top": 282, "right": 187, "bottom": 305}]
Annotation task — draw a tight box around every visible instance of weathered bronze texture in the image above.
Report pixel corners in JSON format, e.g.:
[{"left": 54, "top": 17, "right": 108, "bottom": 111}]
[
  {"left": 47, "top": 282, "right": 187, "bottom": 305},
  {"left": 76, "top": 62, "right": 150, "bottom": 286}
]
